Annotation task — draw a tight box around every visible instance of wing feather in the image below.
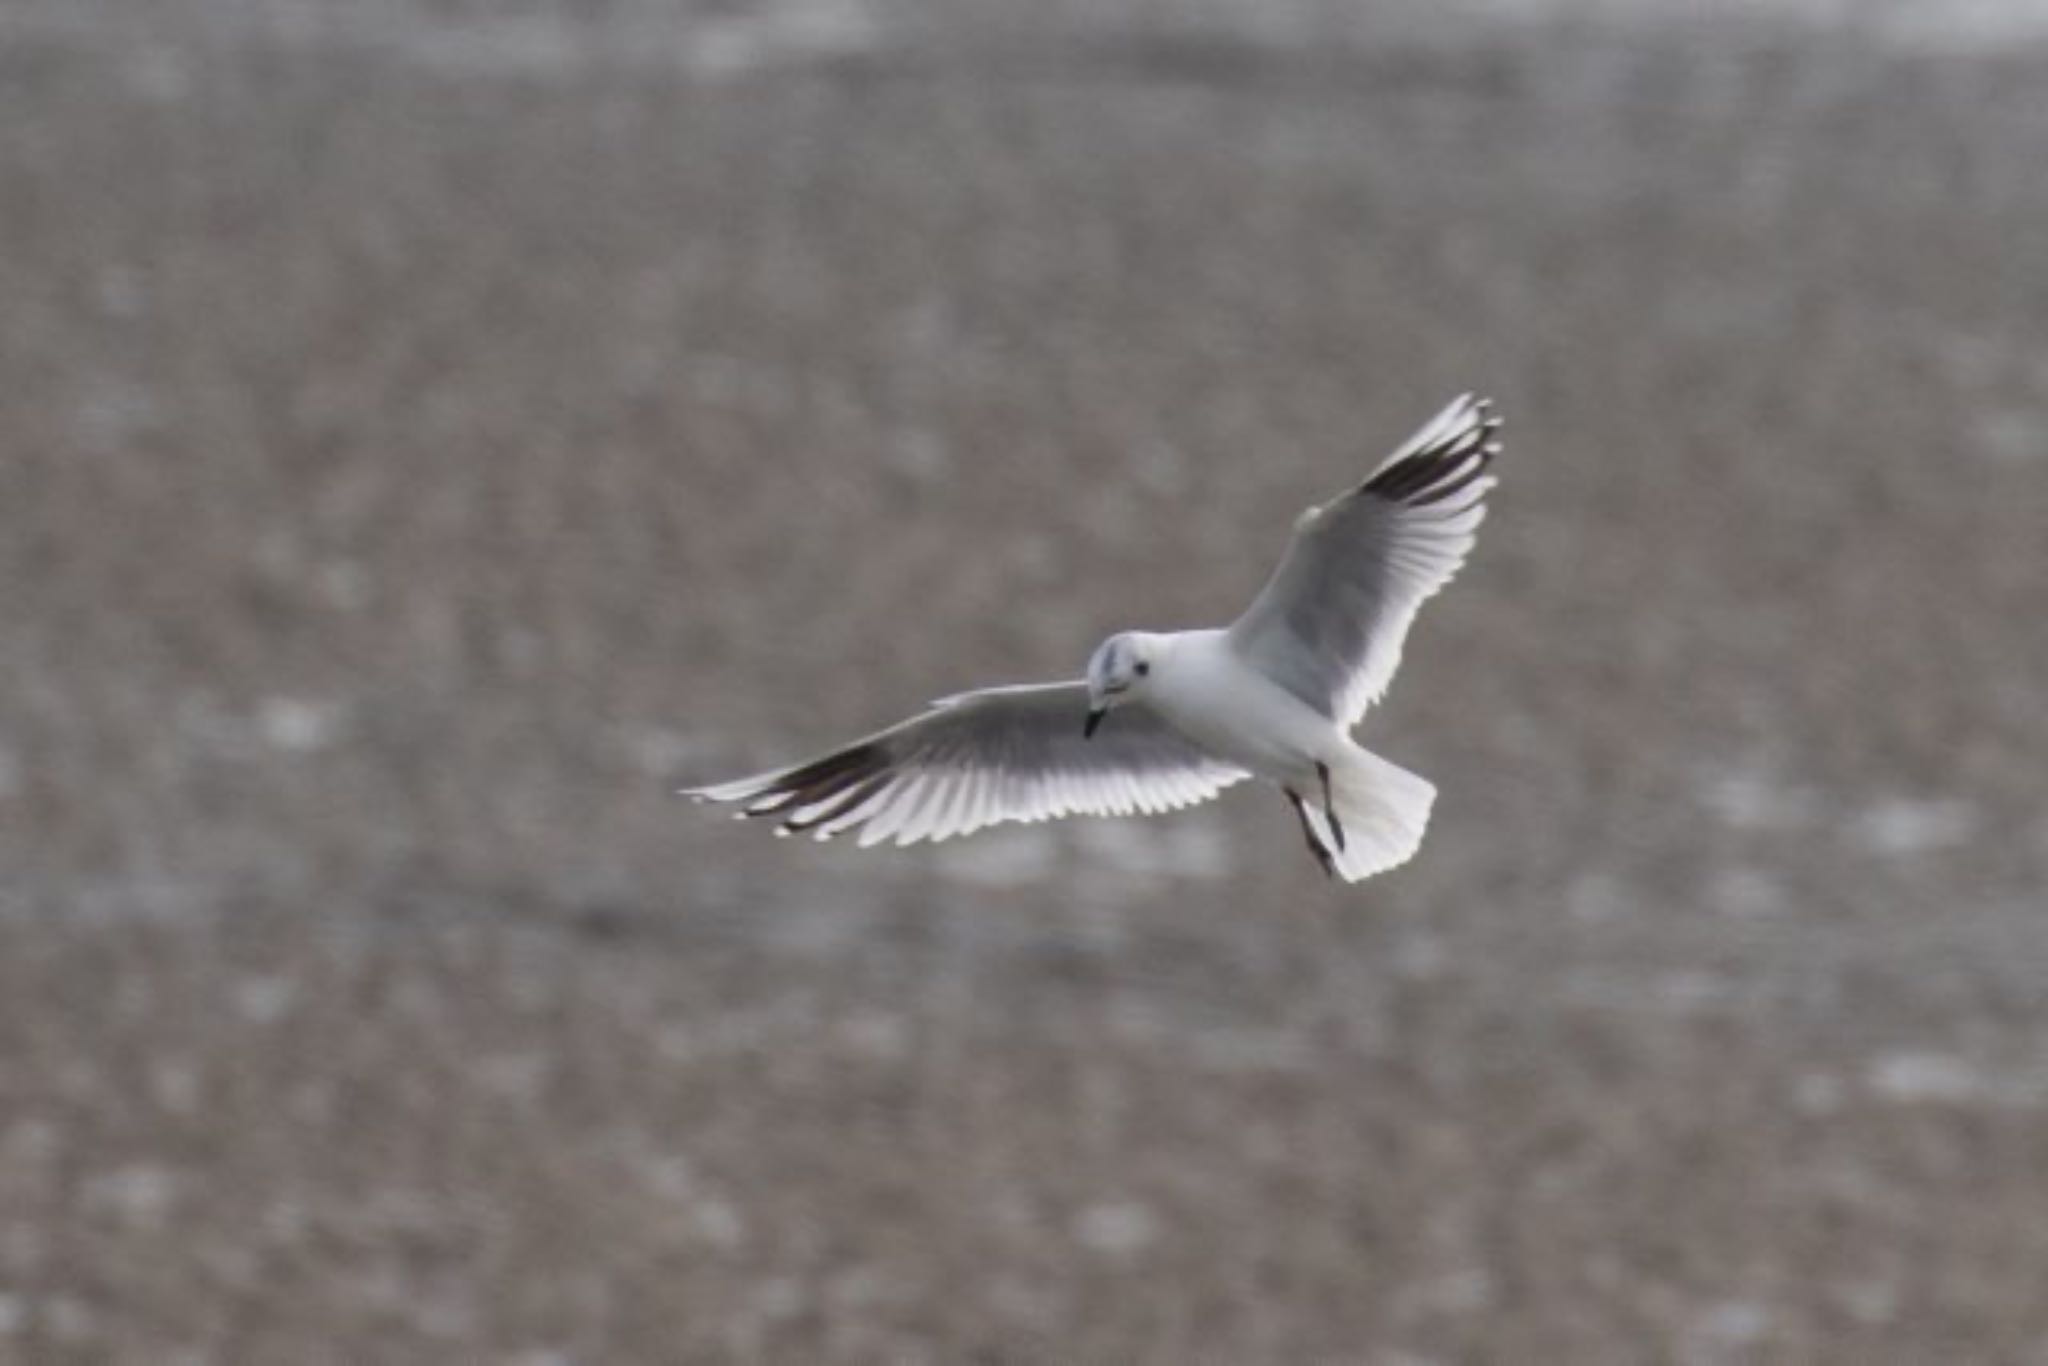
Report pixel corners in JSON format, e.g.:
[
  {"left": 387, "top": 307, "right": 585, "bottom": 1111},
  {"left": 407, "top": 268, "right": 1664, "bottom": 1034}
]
[
  {"left": 684, "top": 681, "right": 1250, "bottom": 847},
  {"left": 1225, "top": 394, "right": 1501, "bottom": 727}
]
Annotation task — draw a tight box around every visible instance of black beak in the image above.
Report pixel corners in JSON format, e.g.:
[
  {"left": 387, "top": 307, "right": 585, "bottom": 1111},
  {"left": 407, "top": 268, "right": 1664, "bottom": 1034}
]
[{"left": 1083, "top": 707, "right": 1106, "bottom": 739}]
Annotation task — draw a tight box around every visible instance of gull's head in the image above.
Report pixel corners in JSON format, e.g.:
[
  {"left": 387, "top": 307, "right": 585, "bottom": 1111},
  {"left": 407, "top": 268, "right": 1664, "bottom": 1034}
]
[{"left": 1083, "top": 631, "right": 1159, "bottom": 738}]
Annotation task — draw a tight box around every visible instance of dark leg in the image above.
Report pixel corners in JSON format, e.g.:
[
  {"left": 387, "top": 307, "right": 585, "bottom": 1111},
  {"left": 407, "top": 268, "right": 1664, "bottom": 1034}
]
[
  {"left": 1285, "top": 787, "right": 1337, "bottom": 879},
  {"left": 1315, "top": 761, "right": 1347, "bottom": 852}
]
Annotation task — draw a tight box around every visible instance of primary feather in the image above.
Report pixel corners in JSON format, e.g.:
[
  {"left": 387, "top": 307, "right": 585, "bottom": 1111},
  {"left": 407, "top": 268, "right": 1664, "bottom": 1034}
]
[
  {"left": 1225, "top": 394, "right": 1500, "bottom": 727},
  {"left": 685, "top": 682, "right": 1249, "bottom": 846}
]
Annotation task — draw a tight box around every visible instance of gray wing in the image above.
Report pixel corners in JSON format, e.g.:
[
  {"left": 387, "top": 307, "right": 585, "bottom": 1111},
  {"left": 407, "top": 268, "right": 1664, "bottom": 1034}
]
[
  {"left": 1225, "top": 394, "right": 1500, "bottom": 728},
  {"left": 683, "top": 682, "right": 1250, "bottom": 847}
]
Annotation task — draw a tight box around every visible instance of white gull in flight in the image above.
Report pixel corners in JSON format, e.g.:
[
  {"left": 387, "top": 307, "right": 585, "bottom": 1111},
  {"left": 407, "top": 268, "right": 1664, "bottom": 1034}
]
[{"left": 685, "top": 394, "right": 1500, "bottom": 881}]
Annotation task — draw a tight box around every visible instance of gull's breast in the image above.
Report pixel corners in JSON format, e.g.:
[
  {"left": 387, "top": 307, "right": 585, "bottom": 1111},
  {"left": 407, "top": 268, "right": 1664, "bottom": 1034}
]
[{"left": 1147, "top": 631, "right": 1340, "bottom": 782}]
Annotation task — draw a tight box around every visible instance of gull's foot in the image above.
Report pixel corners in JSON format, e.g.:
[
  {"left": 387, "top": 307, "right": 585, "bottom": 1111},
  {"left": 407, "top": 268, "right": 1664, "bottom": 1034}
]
[
  {"left": 1286, "top": 787, "right": 1338, "bottom": 879},
  {"left": 1316, "top": 761, "right": 1347, "bottom": 852}
]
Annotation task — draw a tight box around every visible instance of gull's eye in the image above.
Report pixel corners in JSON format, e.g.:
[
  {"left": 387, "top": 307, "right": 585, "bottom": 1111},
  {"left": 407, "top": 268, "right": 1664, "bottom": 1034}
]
[{"left": 1135, "top": 661, "right": 1150, "bottom": 677}]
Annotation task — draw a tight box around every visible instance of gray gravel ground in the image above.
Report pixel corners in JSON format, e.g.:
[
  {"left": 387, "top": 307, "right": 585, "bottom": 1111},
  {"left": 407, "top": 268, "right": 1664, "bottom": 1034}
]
[{"left": 4, "top": 1, "right": 2048, "bottom": 1360}]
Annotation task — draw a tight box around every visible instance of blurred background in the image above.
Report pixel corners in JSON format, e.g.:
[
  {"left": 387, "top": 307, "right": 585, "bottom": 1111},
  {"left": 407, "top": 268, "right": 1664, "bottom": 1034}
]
[{"left": 4, "top": 0, "right": 2047, "bottom": 1360}]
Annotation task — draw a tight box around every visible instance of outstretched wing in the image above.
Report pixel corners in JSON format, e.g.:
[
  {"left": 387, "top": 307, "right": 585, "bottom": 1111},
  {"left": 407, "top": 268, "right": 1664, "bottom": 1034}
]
[
  {"left": 1225, "top": 394, "right": 1500, "bottom": 728},
  {"left": 683, "top": 682, "right": 1250, "bottom": 847}
]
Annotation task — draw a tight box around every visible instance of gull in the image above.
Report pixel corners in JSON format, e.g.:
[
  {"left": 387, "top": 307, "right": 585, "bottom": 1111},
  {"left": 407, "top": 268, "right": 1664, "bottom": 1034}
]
[{"left": 684, "top": 395, "right": 1500, "bottom": 881}]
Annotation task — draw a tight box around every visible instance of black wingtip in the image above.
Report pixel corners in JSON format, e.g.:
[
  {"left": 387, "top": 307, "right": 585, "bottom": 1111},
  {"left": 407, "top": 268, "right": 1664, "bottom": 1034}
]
[
  {"left": 779, "top": 771, "right": 891, "bottom": 835},
  {"left": 718, "top": 741, "right": 893, "bottom": 823},
  {"left": 1363, "top": 396, "right": 1503, "bottom": 506}
]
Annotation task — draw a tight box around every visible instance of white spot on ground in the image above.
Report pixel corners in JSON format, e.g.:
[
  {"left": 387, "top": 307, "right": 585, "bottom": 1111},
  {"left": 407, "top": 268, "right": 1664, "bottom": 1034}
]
[
  {"left": 256, "top": 697, "right": 348, "bottom": 754},
  {"left": 1866, "top": 1051, "right": 2048, "bottom": 1108},
  {"left": 1446, "top": 0, "right": 2048, "bottom": 52},
  {"left": 1071, "top": 1200, "right": 1158, "bottom": 1258},
  {"left": 1973, "top": 408, "right": 2046, "bottom": 465},
  {"left": 684, "top": 0, "right": 882, "bottom": 80},
  {"left": 1685, "top": 1298, "right": 1772, "bottom": 1361},
  {"left": 689, "top": 1196, "right": 748, "bottom": 1249},
  {"left": 233, "top": 974, "right": 296, "bottom": 1024},
  {"left": 1848, "top": 797, "right": 1978, "bottom": 857},
  {"left": 1834, "top": 1278, "right": 1901, "bottom": 1325},
  {"left": 1696, "top": 762, "right": 1817, "bottom": 833},
  {"left": 1867, "top": 0, "right": 2048, "bottom": 52},
  {"left": 1868, "top": 1052, "right": 1981, "bottom": 1103},
  {"left": 508, "top": 1352, "right": 575, "bottom": 1366}
]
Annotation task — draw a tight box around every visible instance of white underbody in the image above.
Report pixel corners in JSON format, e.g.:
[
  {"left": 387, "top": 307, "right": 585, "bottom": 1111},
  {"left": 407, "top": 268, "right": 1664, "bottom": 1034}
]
[
  {"left": 1137, "top": 630, "right": 1344, "bottom": 786},
  {"left": 1123, "top": 630, "right": 1437, "bottom": 882}
]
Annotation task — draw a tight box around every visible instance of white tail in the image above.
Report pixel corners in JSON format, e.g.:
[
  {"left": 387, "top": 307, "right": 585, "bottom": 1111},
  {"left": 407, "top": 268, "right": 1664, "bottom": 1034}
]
[{"left": 1301, "top": 748, "right": 1436, "bottom": 882}]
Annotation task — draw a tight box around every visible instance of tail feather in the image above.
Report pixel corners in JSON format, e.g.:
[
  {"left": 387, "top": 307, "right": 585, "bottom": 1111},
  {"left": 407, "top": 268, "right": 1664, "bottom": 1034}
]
[{"left": 1301, "top": 748, "right": 1435, "bottom": 882}]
